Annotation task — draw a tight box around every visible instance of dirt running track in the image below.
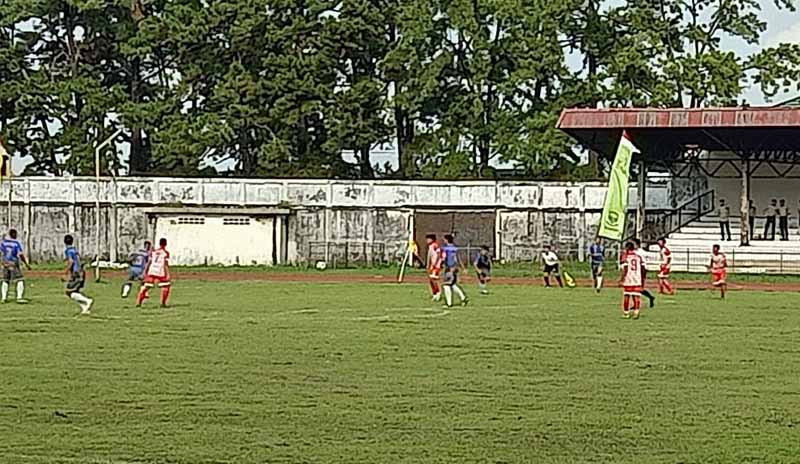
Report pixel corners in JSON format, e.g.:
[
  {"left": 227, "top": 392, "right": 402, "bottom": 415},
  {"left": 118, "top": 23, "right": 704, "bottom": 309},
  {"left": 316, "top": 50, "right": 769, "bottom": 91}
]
[{"left": 28, "top": 270, "right": 800, "bottom": 292}]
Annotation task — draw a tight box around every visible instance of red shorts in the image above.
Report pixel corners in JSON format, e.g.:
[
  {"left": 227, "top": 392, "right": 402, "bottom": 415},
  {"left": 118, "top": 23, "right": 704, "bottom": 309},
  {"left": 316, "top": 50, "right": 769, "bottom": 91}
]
[
  {"left": 144, "top": 274, "right": 171, "bottom": 287},
  {"left": 658, "top": 265, "right": 671, "bottom": 278},
  {"left": 428, "top": 267, "right": 441, "bottom": 279},
  {"left": 712, "top": 269, "right": 727, "bottom": 286},
  {"left": 623, "top": 285, "right": 643, "bottom": 296}
]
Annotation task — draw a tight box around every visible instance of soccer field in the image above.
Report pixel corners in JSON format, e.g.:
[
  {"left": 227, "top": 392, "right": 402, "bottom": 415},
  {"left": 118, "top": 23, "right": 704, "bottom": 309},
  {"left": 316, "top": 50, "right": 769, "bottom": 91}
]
[{"left": 1, "top": 276, "right": 799, "bottom": 463}]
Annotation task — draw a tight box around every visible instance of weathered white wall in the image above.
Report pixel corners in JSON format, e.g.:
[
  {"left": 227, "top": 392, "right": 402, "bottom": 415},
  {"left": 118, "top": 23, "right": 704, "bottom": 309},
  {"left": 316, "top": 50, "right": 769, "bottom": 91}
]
[
  {"left": 0, "top": 177, "right": 670, "bottom": 209},
  {"left": 0, "top": 177, "right": 671, "bottom": 264},
  {"left": 155, "top": 216, "right": 276, "bottom": 266}
]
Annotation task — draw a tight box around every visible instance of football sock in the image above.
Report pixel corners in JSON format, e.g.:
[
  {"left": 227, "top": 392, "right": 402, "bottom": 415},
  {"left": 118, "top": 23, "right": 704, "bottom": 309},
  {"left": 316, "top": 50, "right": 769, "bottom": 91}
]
[
  {"left": 136, "top": 287, "right": 149, "bottom": 305},
  {"left": 634, "top": 297, "right": 641, "bottom": 310},
  {"left": 544, "top": 276, "right": 550, "bottom": 287},
  {"left": 556, "top": 276, "right": 564, "bottom": 288},
  {"left": 70, "top": 292, "right": 90, "bottom": 306},
  {"left": 453, "top": 285, "right": 466, "bottom": 301},
  {"left": 479, "top": 282, "right": 486, "bottom": 293},
  {"left": 122, "top": 283, "right": 131, "bottom": 298},
  {"left": 597, "top": 276, "right": 603, "bottom": 289},
  {"left": 1, "top": 281, "right": 8, "bottom": 301},
  {"left": 160, "top": 286, "right": 171, "bottom": 306},
  {"left": 16, "top": 280, "right": 24, "bottom": 300},
  {"left": 431, "top": 280, "right": 440, "bottom": 295},
  {"left": 623, "top": 294, "right": 630, "bottom": 312},
  {"left": 444, "top": 286, "right": 453, "bottom": 307}
]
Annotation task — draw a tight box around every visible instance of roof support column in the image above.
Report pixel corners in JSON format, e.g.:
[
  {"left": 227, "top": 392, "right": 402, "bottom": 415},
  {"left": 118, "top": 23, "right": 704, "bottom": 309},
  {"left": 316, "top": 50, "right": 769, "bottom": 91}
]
[
  {"left": 740, "top": 157, "right": 751, "bottom": 246},
  {"left": 636, "top": 157, "right": 647, "bottom": 240}
]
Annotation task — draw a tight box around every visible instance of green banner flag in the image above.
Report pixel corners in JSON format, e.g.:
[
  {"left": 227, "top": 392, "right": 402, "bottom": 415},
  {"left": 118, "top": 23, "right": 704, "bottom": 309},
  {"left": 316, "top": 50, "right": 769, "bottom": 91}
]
[{"left": 598, "top": 132, "right": 638, "bottom": 241}]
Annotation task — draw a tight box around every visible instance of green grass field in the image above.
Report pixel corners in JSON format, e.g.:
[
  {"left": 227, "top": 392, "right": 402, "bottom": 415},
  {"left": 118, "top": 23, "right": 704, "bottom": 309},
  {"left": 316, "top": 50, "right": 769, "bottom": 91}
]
[{"left": 1, "top": 276, "right": 799, "bottom": 463}]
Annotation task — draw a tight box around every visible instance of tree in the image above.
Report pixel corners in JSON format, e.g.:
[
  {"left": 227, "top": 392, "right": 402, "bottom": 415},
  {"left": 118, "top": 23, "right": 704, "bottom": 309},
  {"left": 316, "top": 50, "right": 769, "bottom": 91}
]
[
  {"left": 115, "top": 0, "right": 176, "bottom": 174},
  {"left": 603, "top": 0, "right": 800, "bottom": 108},
  {"left": 2, "top": 0, "right": 799, "bottom": 179},
  {"left": 0, "top": 0, "right": 128, "bottom": 176},
  {"left": 384, "top": 0, "right": 579, "bottom": 178},
  {"left": 0, "top": 0, "right": 34, "bottom": 163},
  {"left": 323, "top": 0, "right": 394, "bottom": 178}
]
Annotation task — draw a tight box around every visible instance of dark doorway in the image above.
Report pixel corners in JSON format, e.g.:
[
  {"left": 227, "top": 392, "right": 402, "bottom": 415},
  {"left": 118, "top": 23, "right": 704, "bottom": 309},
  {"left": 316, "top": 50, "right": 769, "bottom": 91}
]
[{"left": 415, "top": 211, "right": 495, "bottom": 263}]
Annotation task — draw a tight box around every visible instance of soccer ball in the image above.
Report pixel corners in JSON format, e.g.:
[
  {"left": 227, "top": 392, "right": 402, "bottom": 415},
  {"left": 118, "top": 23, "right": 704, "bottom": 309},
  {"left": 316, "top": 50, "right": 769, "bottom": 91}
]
[{"left": 315, "top": 261, "right": 328, "bottom": 271}]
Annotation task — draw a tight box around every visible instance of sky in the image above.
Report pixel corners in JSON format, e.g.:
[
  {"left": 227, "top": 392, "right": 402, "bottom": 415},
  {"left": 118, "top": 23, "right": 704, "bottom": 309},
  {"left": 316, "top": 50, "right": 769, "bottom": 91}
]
[
  {"left": 737, "top": 1, "right": 800, "bottom": 105},
  {"left": 7, "top": 3, "right": 800, "bottom": 174}
]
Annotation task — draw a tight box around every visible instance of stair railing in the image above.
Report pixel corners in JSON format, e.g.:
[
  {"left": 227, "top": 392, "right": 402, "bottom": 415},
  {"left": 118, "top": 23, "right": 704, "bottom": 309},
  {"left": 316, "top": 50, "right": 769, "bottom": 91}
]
[{"left": 625, "top": 189, "right": 715, "bottom": 242}]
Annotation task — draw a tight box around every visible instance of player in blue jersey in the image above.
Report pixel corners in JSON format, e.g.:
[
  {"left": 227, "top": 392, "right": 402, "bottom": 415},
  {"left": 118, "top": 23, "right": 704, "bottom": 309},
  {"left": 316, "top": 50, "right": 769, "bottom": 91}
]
[
  {"left": 122, "top": 241, "right": 152, "bottom": 298},
  {"left": 441, "top": 234, "right": 468, "bottom": 307},
  {"left": 63, "top": 234, "right": 93, "bottom": 314},
  {"left": 474, "top": 246, "right": 492, "bottom": 295},
  {"left": 588, "top": 237, "right": 605, "bottom": 293},
  {"left": 1, "top": 229, "right": 31, "bottom": 303}
]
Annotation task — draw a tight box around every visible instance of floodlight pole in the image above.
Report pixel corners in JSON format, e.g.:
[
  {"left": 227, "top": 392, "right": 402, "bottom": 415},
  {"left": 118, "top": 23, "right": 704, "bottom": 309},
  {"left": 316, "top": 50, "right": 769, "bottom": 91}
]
[{"left": 94, "top": 129, "right": 122, "bottom": 280}]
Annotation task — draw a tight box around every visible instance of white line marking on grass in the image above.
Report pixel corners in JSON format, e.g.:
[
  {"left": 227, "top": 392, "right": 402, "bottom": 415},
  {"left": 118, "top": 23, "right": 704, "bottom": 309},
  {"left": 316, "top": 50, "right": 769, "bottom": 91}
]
[
  {"left": 278, "top": 302, "right": 538, "bottom": 322},
  {"left": 353, "top": 307, "right": 452, "bottom": 321},
  {"left": 290, "top": 309, "right": 320, "bottom": 314},
  {"left": 275, "top": 308, "right": 321, "bottom": 316}
]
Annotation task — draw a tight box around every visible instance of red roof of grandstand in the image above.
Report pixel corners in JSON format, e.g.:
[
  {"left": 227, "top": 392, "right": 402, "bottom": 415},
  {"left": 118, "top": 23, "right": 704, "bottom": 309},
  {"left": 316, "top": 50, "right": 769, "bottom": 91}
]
[{"left": 557, "top": 107, "right": 800, "bottom": 159}]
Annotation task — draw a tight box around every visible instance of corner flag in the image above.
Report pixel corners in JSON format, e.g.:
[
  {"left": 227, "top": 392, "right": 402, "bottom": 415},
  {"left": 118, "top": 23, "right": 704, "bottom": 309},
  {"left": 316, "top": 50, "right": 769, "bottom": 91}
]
[{"left": 598, "top": 131, "right": 638, "bottom": 241}]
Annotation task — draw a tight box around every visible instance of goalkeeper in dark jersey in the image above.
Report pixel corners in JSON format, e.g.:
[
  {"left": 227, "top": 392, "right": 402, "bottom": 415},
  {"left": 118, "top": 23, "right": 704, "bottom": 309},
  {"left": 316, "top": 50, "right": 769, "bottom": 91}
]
[{"left": 474, "top": 246, "right": 492, "bottom": 295}]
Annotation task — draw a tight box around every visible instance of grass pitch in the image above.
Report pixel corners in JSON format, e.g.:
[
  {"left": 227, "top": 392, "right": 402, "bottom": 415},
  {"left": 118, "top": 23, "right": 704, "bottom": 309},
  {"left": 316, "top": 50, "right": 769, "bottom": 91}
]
[{"left": 1, "top": 276, "right": 799, "bottom": 463}]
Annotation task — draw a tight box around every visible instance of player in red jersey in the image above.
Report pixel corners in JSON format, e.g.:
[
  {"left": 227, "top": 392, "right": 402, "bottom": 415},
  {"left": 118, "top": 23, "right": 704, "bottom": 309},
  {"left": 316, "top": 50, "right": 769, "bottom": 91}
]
[
  {"left": 620, "top": 241, "right": 644, "bottom": 319},
  {"left": 657, "top": 238, "right": 674, "bottom": 295},
  {"left": 136, "top": 238, "right": 171, "bottom": 307},
  {"left": 425, "top": 234, "right": 443, "bottom": 301},
  {"left": 708, "top": 244, "right": 727, "bottom": 299}
]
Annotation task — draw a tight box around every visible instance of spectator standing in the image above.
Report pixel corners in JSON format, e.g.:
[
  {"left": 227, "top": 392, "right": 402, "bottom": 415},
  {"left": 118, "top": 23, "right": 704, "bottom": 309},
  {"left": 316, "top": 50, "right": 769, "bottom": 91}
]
[
  {"left": 797, "top": 200, "right": 800, "bottom": 237},
  {"left": 764, "top": 199, "right": 778, "bottom": 240},
  {"left": 779, "top": 199, "right": 790, "bottom": 241},
  {"left": 748, "top": 200, "right": 756, "bottom": 241},
  {"left": 717, "top": 199, "right": 731, "bottom": 241}
]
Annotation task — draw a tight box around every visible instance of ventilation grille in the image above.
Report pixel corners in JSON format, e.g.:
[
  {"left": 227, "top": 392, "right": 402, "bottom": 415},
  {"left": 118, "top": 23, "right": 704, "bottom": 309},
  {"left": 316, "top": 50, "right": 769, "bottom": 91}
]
[
  {"left": 223, "top": 217, "right": 250, "bottom": 226},
  {"left": 177, "top": 217, "right": 205, "bottom": 225}
]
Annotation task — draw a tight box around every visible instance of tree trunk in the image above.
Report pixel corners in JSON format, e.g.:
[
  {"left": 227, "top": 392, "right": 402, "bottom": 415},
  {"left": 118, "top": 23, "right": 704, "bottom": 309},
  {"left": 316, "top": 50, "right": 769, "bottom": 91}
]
[
  {"left": 479, "top": 83, "right": 494, "bottom": 177},
  {"left": 128, "top": 58, "right": 149, "bottom": 175},
  {"left": 359, "top": 146, "right": 374, "bottom": 178},
  {"left": 395, "top": 104, "right": 406, "bottom": 176},
  {"left": 388, "top": 20, "right": 413, "bottom": 179}
]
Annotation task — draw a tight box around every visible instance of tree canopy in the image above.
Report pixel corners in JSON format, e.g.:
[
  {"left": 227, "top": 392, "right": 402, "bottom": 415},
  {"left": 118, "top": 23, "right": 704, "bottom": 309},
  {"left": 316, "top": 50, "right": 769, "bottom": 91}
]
[{"left": 1, "top": 0, "right": 798, "bottom": 179}]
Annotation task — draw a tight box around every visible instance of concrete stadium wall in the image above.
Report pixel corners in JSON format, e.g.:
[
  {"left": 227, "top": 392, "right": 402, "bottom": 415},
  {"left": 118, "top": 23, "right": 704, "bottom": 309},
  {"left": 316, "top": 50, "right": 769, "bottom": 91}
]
[{"left": 0, "top": 177, "right": 671, "bottom": 264}]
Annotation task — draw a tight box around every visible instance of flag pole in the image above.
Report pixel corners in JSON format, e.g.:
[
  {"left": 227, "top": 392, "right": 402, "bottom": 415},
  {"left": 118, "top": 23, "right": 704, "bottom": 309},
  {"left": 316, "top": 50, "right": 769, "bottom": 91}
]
[
  {"left": 397, "top": 214, "right": 416, "bottom": 283},
  {"left": 397, "top": 246, "right": 410, "bottom": 283},
  {"left": 94, "top": 128, "right": 122, "bottom": 282}
]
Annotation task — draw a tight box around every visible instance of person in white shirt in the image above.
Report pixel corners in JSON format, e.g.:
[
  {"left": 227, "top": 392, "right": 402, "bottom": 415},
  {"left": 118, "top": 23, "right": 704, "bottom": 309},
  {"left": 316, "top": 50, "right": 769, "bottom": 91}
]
[
  {"left": 633, "top": 239, "right": 656, "bottom": 308},
  {"left": 541, "top": 245, "right": 563, "bottom": 288}
]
